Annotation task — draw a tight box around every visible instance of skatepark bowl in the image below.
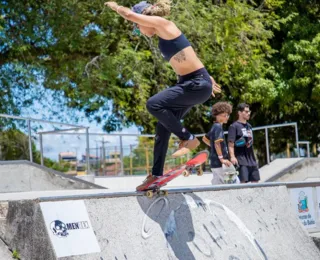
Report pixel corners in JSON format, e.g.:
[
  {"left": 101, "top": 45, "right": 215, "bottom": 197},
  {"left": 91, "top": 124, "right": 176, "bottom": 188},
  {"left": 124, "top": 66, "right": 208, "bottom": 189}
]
[{"left": 0, "top": 161, "right": 320, "bottom": 259}]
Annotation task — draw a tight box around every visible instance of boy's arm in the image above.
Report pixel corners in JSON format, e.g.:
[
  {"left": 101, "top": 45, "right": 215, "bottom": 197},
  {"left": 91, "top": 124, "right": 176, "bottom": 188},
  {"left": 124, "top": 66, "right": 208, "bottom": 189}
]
[
  {"left": 214, "top": 140, "right": 232, "bottom": 167},
  {"left": 202, "top": 127, "right": 213, "bottom": 147},
  {"left": 202, "top": 135, "right": 211, "bottom": 147},
  {"left": 211, "top": 125, "right": 232, "bottom": 166},
  {"left": 228, "top": 125, "right": 238, "bottom": 165},
  {"left": 213, "top": 139, "right": 224, "bottom": 159},
  {"left": 228, "top": 141, "right": 238, "bottom": 165}
]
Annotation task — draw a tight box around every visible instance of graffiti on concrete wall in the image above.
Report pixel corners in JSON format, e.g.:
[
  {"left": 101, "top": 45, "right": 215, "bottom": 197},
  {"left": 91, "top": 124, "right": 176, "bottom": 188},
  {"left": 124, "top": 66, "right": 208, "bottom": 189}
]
[{"left": 140, "top": 194, "right": 268, "bottom": 260}]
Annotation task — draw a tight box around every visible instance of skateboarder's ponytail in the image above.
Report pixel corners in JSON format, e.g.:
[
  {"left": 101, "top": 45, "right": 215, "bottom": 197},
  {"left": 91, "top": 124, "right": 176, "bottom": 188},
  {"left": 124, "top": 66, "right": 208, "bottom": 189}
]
[
  {"left": 142, "top": 0, "right": 171, "bottom": 16},
  {"left": 131, "top": 0, "right": 171, "bottom": 17}
]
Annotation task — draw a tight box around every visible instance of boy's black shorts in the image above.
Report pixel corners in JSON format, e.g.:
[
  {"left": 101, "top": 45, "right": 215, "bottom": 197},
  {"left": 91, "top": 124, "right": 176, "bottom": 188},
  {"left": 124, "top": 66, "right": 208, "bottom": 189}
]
[{"left": 239, "top": 165, "right": 260, "bottom": 182}]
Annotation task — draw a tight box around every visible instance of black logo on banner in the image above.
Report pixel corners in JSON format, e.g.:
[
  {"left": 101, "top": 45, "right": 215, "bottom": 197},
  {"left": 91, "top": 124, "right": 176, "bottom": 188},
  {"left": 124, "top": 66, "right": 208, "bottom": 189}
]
[{"left": 50, "top": 220, "right": 90, "bottom": 238}]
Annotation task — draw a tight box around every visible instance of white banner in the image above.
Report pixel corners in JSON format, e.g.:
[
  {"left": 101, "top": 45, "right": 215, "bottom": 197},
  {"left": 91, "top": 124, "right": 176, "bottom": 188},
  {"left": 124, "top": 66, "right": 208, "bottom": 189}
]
[
  {"left": 40, "top": 200, "right": 100, "bottom": 258},
  {"left": 290, "top": 188, "right": 316, "bottom": 229},
  {"left": 316, "top": 187, "right": 320, "bottom": 217}
]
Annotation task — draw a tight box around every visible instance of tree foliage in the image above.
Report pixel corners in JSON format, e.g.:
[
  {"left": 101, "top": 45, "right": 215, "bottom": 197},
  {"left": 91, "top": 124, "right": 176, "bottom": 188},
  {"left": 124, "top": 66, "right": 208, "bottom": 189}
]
[
  {"left": 0, "top": 129, "right": 70, "bottom": 172},
  {"left": 1, "top": 0, "right": 320, "bottom": 156}
]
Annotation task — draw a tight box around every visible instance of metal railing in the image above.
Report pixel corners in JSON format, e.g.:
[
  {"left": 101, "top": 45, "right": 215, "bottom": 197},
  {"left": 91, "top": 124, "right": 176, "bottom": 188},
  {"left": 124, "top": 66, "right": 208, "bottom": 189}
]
[
  {"left": 196, "top": 122, "right": 300, "bottom": 164},
  {"left": 0, "top": 113, "right": 307, "bottom": 175},
  {"left": 45, "top": 122, "right": 302, "bottom": 175},
  {"left": 0, "top": 114, "right": 91, "bottom": 173},
  {"left": 253, "top": 122, "right": 300, "bottom": 164},
  {"left": 298, "top": 141, "right": 311, "bottom": 158}
]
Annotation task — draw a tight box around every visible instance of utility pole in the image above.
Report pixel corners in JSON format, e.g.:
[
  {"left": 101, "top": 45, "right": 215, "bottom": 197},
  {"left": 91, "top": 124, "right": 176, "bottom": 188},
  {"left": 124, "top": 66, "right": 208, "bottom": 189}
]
[{"left": 95, "top": 138, "right": 109, "bottom": 176}]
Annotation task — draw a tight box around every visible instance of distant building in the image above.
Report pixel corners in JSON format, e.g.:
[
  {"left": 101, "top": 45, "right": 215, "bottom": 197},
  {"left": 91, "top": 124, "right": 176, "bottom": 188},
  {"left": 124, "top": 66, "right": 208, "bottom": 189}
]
[
  {"left": 105, "top": 152, "right": 121, "bottom": 164},
  {"left": 81, "top": 154, "right": 99, "bottom": 164},
  {"left": 58, "top": 152, "right": 77, "bottom": 175},
  {"left": 76, "top": 163, "right": 86, "bottom": 176},
  {"left": 59, "top": 152, "right": 77, "bottom": 163}
]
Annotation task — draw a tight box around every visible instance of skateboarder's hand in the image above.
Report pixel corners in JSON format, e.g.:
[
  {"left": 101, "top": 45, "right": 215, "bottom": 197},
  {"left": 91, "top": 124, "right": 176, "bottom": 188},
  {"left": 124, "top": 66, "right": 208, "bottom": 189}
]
[
  {"left": 210, "top": 76, "right": 221, "bottom": 97},
  {"left": 230, "top": 156, "right": 238, "bottom": 166},
  {"left": 105, "top": 2, "right": 118, "bottom": 10},
  {"left": 221, "top": 159, "right": 232, "bottom": 167}
]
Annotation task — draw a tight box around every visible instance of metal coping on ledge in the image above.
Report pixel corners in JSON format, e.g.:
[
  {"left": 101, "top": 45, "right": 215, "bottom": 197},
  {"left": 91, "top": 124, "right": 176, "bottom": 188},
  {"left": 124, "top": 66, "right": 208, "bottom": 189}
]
[{"left": 36, "top": 181, "right": 320, "bottom": 202}]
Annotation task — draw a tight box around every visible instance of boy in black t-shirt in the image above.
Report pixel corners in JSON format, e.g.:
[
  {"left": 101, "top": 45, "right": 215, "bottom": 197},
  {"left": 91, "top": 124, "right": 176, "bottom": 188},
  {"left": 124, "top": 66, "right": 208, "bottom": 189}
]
[
  {"left": 228, "top": 103, "right": 260, "bottom": 183},
  {"left": 202, "top": 102, "right": 233, "bottom": 184}
]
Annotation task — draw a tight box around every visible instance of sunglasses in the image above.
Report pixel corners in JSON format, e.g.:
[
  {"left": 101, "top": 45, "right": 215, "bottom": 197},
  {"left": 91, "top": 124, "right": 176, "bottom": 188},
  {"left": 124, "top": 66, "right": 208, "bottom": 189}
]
[{"left": 218, "top": 113, "right": 230, "bottom": 118}]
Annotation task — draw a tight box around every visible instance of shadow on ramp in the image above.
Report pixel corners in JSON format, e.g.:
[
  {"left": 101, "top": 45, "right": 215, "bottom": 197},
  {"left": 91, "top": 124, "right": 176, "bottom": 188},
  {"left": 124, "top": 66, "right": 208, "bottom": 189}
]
[{"left": 137, "top": 193, "right": 208, "bottom": 260}]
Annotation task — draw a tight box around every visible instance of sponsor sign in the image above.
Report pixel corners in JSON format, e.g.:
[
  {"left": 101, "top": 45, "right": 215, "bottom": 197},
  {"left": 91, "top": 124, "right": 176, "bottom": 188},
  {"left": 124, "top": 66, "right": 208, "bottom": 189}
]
[
  {"left": 40, "top": 200, "right": 100, "bottom": 257},
  {"left": 290, "top": 188, "right": 316, "bottom": 229}
]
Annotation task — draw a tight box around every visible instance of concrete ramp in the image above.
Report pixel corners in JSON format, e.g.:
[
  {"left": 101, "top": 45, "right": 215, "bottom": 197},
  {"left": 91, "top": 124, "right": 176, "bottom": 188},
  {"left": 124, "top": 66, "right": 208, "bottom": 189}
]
[
  {"left": 273, "top": 158, "right": 320, "bottom": 182},
  {"left": 0, "top": 185, "right": 319, "bottom": 259},
  {"left": 259, "top": 158, "right": 303, "bottom": 182},
  {"left": 0, "top": 161, "right": 105, "bottom": 193}
]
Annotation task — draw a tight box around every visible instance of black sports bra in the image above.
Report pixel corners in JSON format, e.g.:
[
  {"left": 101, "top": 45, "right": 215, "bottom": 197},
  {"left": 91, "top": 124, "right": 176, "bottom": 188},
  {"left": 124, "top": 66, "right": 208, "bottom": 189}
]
[{"left": 158, "top": 33, "right": 191, "bottom": 61}]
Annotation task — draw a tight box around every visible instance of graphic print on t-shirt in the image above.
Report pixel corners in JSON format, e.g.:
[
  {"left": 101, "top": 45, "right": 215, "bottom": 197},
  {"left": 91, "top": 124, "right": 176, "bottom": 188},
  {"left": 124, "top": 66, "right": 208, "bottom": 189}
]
[{"left": 241, "top": 127, "right": 253, "bottom": 148}]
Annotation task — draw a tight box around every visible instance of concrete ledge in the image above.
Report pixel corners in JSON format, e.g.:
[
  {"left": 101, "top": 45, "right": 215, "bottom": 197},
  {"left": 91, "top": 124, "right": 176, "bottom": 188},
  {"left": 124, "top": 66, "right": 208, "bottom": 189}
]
[
  {"left": 0, "top": 185, "right": 319, "bottom": 259},
  {"left": 0, "top": 160, "right": 106, "bottom": 193},
  {"left": 94, "top": 172, "right": 214, "bottom": 191},
  {"left": 0, "top": 238, "right": 13, "bottom": 260}
]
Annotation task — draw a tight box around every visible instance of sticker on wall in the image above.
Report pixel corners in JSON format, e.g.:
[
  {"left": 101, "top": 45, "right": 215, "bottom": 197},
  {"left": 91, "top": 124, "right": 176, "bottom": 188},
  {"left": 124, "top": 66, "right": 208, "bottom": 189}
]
[
  {"left": 40, "top": 200, "right": 100, "bottom": 258},
  {"left": 315, "top": 187, "right": 320, "bottom": 217},
  {"left": 290, "top": 188, "right": 316, "bottom": 229}
]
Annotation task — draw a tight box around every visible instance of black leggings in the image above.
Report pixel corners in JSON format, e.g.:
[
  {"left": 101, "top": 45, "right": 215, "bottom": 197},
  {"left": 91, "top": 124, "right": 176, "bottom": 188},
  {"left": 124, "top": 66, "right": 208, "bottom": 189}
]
[{"left": 146, "top": 68, "right": 212, "bottom": 176}]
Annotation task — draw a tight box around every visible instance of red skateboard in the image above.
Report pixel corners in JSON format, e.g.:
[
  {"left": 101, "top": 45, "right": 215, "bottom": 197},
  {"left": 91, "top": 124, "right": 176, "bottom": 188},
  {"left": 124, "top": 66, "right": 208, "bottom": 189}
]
[{"left": 138, "top": 150, "right": 209, "bottom": 198}]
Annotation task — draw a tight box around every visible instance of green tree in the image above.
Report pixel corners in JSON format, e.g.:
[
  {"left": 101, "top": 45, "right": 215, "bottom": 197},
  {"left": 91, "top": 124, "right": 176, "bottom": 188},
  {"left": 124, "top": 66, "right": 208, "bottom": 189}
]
[
  {"left": 0, "top": 129, "right": 70, "bottom": 172},
  {"left": 0, "top": 0, "right": 274, "bottom": 130},
  {"left": 263, "top": 0, "right": 320, "bottom": 145},
  {"left": 2, "top": 0, "right": 320, "bottom": 162}
]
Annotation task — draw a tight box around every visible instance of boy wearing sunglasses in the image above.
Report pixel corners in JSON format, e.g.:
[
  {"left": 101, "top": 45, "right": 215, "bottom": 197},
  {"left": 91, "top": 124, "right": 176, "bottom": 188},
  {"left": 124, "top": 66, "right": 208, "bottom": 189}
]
[{"left": 228, "top": 103, "right": 260, "bottom": 183}]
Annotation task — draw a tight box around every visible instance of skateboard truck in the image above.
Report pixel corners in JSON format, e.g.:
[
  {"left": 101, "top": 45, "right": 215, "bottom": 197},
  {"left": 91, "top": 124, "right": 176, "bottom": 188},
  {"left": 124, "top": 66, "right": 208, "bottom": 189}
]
[
  {"left": 183, "top": 165, "right": 203, "bottom": 177},
  {"left": 145, "top": 189, "right": 168, "bottom": 198}
]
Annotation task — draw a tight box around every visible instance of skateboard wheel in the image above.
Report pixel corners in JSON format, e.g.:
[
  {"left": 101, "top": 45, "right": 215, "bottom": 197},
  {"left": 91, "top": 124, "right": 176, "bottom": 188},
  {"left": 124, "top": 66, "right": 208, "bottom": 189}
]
[
  {"left": 183, "top": 170, "right": 190, "bottom": 177},
  {"left": 159, "top": 190, "right": 168, "bottom": 196},
  {"left": 197, "top": 167, "right": 203, "bottom": 176},
  {"left": 146, "top": 190, "right": 154, "bottom": 198}
]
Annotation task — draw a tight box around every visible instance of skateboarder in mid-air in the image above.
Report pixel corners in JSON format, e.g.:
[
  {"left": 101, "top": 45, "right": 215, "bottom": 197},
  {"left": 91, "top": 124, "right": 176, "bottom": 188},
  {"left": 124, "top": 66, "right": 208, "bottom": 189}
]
[
  {"left": 105, "top": 0, "right": 221, "bottom": 191},
  {"left": 202, "top": 102, "right": 236, "bottom": 185}
]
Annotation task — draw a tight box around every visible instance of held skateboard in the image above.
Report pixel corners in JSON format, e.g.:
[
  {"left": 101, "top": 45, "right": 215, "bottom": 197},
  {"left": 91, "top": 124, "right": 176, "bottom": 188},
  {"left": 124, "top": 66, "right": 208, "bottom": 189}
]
[
  {"left": 222, "top": 164, "right": 239, "bottom": 184},
  {"left": 137, "top": 150, "right": 209, "bottom": 198}
]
